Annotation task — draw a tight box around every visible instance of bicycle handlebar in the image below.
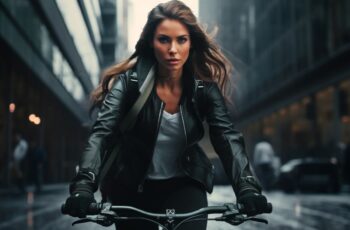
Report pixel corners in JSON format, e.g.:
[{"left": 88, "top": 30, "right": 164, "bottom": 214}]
[
  {"left": 61, "top": 201, "right": 272, "bottom": 217},
  {"left": 61, "top": 202, "right": 272, "bottom": 229}
]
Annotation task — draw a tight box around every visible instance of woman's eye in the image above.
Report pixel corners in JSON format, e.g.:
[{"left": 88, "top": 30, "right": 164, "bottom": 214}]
[
  {"left": 158, "top": 37, "right": 169, "bottom": 44},
  {"left": 178, "top": 37, "right": 188, "bottom": 44}
]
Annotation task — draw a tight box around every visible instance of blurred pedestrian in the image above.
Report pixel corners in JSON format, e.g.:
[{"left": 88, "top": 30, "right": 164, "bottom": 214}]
[
  {"left": 28, "top": 141, "right": 46, "bottom": 193},
  {"left": 253, "top": 139, "right": 277, "bottom": 190},
  {"left": 343, "top": 143, "right": 350, "bottom": 186},
  {"left": 63, "top": 1, "right": 271, "bottom": 229},
  {"left": 332, "top": 141, "right": 346, "bottom": 184},
  {"left": 10, "top": 133, "right": 28, "bottom": 193}
]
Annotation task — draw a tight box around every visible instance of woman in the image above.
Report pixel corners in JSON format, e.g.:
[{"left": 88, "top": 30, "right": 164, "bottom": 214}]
[{"left": 64, "top": 1, "right": 269, "bottom": 229}]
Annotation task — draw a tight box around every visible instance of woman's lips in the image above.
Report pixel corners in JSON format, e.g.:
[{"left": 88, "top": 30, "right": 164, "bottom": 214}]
[{"left": 167, "top": 59, "right": 180, "bottom": 65}]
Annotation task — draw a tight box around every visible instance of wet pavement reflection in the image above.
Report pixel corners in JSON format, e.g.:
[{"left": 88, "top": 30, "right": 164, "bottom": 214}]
[
  {"left": 207, "top": 187, "right": 350, "bottom": 230},
  {"left": 0, "top": 184, "right": 350, "bottom": 230}
]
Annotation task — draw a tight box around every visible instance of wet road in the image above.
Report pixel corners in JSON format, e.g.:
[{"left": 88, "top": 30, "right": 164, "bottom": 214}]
[
  {"left": 1, "top": 184, "right": 350, "bottom": 230},
  {"left": 207, "top": 187, "right": 350, "bottom": 230}
]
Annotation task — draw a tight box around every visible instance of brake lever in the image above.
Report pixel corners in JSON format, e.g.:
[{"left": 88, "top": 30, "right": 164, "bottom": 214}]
[
  {"left": 100, "top": 210, "right": 118, "bottom": 217},
  {"left": 224, "top": 214, "right": 245, "bottom": 226},
  {"left": 220, "top": 214, "right": 268, "bottom": 226},
  {"left": 220, "top": 203, "right": 240, "bottom": 220},
  {"left": 248, "top": 217, "right": 268, "bottom": 224},
  {"left": 72, "top": 215, "right": 114, "bottom": 227},
  {"left": 72, "top": 218, "right": 93, "bottom": 226}
]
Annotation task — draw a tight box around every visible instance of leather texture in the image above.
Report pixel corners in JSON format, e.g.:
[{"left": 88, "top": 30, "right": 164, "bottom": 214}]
[{"left": 71, "top": 56, "right": 261, "bottom": 197}]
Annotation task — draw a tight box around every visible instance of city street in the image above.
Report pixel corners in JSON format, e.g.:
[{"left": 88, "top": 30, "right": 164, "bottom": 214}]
[
  {"left": 1, "top": 1, "right": 350, "bottom": 230},
  {"left": 1, "top": 185, "right": 349, "bottom": 230}
]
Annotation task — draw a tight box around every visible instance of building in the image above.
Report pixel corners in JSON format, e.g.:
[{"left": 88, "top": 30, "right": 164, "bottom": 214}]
[
  {"left": 0, "top": 0, "right": 124, "bottom": 185},
  {"left": 199, "top": 0, "right": 350, "bottom": 163}
]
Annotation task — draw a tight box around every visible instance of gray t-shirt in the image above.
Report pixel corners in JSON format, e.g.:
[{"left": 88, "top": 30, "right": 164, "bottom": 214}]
[{"left": 146, "top": 110, "right": 186, "bottom": 179}]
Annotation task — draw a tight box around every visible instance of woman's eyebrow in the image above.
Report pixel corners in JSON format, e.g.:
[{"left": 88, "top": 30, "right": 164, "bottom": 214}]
[
  {"left": 177, "top": 34, "right": 190, "bottom": 38},
  {"left": 156, "top": 34, "right": 189, "bottom": 37}
]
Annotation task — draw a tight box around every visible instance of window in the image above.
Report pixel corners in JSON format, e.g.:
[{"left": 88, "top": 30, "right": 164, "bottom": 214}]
[
  {"left": 295, "top": 22, "right": 308, "bottom": 71},
  {"left": 331, "top": 0, "right": 350, "bottom": 51},
  {"left": 310, "top": 0, "right": 329, "bottom": 62}
]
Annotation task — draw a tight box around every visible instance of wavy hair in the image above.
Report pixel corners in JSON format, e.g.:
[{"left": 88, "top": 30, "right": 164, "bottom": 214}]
[{"left": 91, "top": 0, "right": 233, "bottom": 109}]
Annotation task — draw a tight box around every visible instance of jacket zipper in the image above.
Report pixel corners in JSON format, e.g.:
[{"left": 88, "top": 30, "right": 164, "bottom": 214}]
[
  {"left": 137, "top": 101, "right": 165, "bottom": 193},
  {"left": 179, "top": 105, "right": 209, "bottom": 189},
  {"left": 179, "top": 105, "right": 188, "bottom": 146},
  {"left": 178, "top": 105, "right": 189, "bottom": 172}
]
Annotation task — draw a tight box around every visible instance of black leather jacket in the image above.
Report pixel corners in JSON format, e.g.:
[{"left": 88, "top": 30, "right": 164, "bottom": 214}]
[{"left": 71, "top": 57, "right": 261, "bottom": 198}]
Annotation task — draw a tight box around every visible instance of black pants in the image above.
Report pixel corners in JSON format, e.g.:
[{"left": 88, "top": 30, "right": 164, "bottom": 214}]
[{"left": 108, "top": 177, "right": 208, "bottom": 230}]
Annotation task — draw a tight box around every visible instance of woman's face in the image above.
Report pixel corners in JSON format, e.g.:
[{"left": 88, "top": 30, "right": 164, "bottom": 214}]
[{"left": 152, "top": 19, "right": 191, "bottom": 75}]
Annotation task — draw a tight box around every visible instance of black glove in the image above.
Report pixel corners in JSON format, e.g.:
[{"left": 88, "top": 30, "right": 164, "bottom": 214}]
[
  {"left": 238, "top": 192, "right": 268, "bottom": 216},
  {"left": 63, "top": 170, "right": 98, "bottom": 217},
  {"left": 64, "top": 190, "right": 96, "bottom": 218}
]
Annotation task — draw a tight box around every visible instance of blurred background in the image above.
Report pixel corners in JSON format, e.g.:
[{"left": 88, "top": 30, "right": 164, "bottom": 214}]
[{"left": 0, "top": 0, "right": 350, "bottom": 229}]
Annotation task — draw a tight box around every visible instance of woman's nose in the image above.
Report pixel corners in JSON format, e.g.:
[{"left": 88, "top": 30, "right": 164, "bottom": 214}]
[{"left": 169, "top": 42, "right": 177, "bottom": 54}]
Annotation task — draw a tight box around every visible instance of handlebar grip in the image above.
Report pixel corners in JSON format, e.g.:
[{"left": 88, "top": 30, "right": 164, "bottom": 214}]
[
  {"left": 61, "top": 203, "right": 68, "bottom": 215},
  {"left": 237, "top": 202, "right": 273, "bottom": 215},
  {"left": 87, "top": 203, "right": 101, "bottom": 215},
  {"left": 60, "top": 203, "right": 102, "bottom": 215},
  {"left": 264, "top": 202, "right": 273, "bottom": 213}
]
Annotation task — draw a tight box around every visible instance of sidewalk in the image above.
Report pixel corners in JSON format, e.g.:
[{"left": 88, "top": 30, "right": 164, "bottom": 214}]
[
  {"left": 0, "top": 183, "right": 68, "bottom": 197},
  {"left": 0, "top": 183, "right": 70, "bottom": 230},
  {"left": 0, "top": 183, "right": 109, "bottom": 230}
]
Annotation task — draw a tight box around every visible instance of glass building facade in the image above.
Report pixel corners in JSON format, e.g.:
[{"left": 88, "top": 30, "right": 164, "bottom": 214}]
[
  {"left": 200, "top": 0, "right": 350, "bottom": 163},
  {"left": 1, "top": 0, "right": 85, "bottom": 101},
  {"left": 0, "top": 0, "right": 121, "bottom": 185}
]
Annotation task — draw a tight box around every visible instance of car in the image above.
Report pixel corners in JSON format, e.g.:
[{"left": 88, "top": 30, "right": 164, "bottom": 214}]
[{"left": 278, "top": 157, "right": 340, "bottom": 193}]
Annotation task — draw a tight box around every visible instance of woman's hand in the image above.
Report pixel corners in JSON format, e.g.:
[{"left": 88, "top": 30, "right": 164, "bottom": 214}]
[
  {"left": 238, "top": 192, "right": 270, "bottom": 216},
  {"left": 64, "top": 191, "right": 96, "bottom": 218}
]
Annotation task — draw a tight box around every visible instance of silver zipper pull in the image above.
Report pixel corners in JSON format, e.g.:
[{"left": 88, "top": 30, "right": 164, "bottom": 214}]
[{"left": 138, "top": 184, "right": 144, "bottom": 193}]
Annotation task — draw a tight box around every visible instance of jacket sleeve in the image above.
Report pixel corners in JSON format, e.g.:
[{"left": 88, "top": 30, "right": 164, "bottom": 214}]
[
  {"left": 205, "top": 82, "right": 262, "bottom": 197},
  {"left": 70, "top": 74, "right": 129, "bottom": 194}
]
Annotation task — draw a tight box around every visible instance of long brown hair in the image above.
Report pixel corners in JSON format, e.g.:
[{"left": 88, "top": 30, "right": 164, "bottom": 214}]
[{"left": 91, "top": 0, "right": 233, "bottom": 109}]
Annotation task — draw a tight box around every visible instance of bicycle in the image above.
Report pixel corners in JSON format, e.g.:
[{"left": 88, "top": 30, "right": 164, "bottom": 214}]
[{"left": 61, "top": 202, "right": 272, "bottom": 230}]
